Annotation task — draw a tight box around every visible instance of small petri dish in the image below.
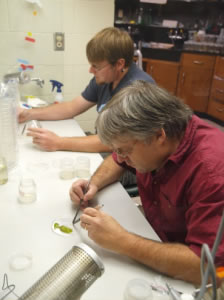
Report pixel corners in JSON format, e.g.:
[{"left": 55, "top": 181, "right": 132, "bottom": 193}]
[
  {"left": 124, "top": 278, "right": 153, "bottom": 300},
  {"left": 9, "top": 252, "right": 32, "bottom": 271},
  {"left": 52, "top": 218, "right": 75, "bottom": 237}
]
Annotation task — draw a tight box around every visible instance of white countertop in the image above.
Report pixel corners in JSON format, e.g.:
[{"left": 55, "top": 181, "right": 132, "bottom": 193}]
[{"left": 0, "top": 119, "right": 194, "bottom": 300}]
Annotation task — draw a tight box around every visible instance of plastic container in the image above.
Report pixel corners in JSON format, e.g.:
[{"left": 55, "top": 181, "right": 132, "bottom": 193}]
[
  {"left": 0, "top": 80, "right": 19, "bottom": 170},
  {"left": 50, "top": 80, "right": 64, "bottom": 103},
  {"left": 59, "top": 157, "right": 75, "bottom": 180},
  {"left": 0, "top": 156, "right": 8, "bottom": 184},
  {"left": 55, "top": 91, "right": 63, "bottom": 103},
  {"left": 75, "top": 156, "right": 91, "bottom": 179},
  {"left": 18, "top": 177, "right": 37, "bottom": 204}
]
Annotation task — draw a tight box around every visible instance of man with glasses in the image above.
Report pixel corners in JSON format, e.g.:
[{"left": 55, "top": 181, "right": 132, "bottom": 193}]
[
  {"left": 70, "top": 81, "right": 224, "bottom": 284},
  {"left": 18, "top": 27, "right": 154, "bottom": 153}
]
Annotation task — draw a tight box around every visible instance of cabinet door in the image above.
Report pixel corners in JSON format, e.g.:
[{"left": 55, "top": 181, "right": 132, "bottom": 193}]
[
  {"left": 207, "top": 97, "right": 224, "bottom": 122},
  {"left": 213, "top": 56, "right": 224, "bottom": 78},
  {"left": 207, "top": 56, "right": 224, "bottom": 122},
  {"left": 145, "top": 59, "right": 180, "bottom": 95},
  {"left": 177, "top": 53, "right": 215, "bottom": 113}
]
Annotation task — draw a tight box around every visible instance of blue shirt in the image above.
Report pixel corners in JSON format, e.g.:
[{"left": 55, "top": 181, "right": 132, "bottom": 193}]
[{"left": 82, "top": 63, "right": 155, "bottom": 112}]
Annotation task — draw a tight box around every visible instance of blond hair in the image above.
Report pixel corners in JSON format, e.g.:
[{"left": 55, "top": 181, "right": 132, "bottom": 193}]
[{"left": 86, "top": 27, "right": 134, "bottom": 67}]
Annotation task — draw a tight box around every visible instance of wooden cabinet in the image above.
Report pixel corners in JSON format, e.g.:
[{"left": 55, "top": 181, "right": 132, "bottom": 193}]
[
  {"left": 144, "top": 58, "right": 180, "bottom": 95},
  {"left": 141, "top": 52, "right": 223, "bottom": 122},
  {"left": 177, "top": 53, "right": 215, "bottom": 113},
  {"left": 207, "top": 56, "right": 224, "bottom": 122}
]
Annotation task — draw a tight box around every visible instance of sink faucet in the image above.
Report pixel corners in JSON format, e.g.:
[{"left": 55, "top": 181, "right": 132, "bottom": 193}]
[
  {"left": 31, "top": 77, "right": 45, "bottom": 88},
  {"left": 3, "top": 71, "right": 30, "bottom": 84}
]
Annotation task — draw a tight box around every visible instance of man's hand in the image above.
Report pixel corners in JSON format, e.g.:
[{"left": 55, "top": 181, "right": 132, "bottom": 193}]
[
  {"left": 18, "top": 107, "right": 32, "bottom": 123},
  {"left": 27, "top": 128, "right": 61, "bottom": 151},
  {"left": 80, "top": 206, "right": 201, "bottom": 284},
  {"left": 80, "top": 207, "right": 128, "bottom": 251},
  {"left": 69, "top": 179, "right": 98, "bottom": 207}
]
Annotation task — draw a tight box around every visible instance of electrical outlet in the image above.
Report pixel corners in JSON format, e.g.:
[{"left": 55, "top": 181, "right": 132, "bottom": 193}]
[{"left": 54, "top": 32, "right": 64, "bottom": 51}]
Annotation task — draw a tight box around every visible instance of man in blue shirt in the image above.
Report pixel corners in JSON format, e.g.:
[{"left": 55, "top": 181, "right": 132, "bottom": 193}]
[{"left": 18, "top": 27, "right": 154, "bottom": 153}]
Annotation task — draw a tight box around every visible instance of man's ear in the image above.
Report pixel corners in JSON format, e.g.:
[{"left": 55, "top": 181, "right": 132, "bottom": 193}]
[
  {"left": 116, "top": 58, "right": 125, "bottom": 71},
  {"left": 156, "top": 128, "right": 166, "bottom": 144}
]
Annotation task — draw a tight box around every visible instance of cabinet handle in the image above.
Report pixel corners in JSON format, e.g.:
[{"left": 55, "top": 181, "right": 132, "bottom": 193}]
[
  {"left": 150, "top": 65, "right": 153, "bottom": 75},
  {"left": 193, "top": 60, "right": 204, "bottom": 65},
  {"left": 216, "top": 88, "right": 224, "bottom": 94},
  {"left": 212, "top": 97, "right": 224, "bottom": 105},
  {"left": 214, "top": 75, "right": 224, "bottom": 81},
  {"left": 181, "top": 72, "right": 185, "bottom": 85},
  {"left": 216, "top": 107, "right": 224, "bottom": 112}
]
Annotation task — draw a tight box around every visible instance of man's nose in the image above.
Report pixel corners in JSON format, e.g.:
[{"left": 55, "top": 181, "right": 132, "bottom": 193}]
[
  {"left": 116, "top": 154, "right": 126, "bottom": 164},
  {"left": 89, "top": 66, "right": 95, "bottom": 74}
]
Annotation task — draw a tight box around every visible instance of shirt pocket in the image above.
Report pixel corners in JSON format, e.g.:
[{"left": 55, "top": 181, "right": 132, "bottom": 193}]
[{"left": 159, "top": 190, "right": 188, "bottom": 237}]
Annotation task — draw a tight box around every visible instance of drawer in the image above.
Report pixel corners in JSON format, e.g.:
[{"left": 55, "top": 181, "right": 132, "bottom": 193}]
[
  {"left": 210, "top": 76, "right": 224, "bottom": 101},
  {"left": 214, "top": 56, "right": 224, "bottom": 77},
  {"left": 181, "top": 53, "right": 215, "bottom": 69},
  {"left": 207, "top": 97, "right": 224, "bottom": 122}
]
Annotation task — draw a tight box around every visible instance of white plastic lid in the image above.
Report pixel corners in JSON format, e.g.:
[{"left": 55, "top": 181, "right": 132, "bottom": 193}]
[
  {"left": 124, "top": 278, "right": 153, "bottom": 300},
  {"left": 9, "top": 252, "right": 32, "bottom": 271}
]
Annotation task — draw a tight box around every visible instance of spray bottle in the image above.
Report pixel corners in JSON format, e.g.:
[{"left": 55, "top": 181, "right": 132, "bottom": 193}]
[{"left": 50, "top": 80, "right": 64, "bottom": 104}]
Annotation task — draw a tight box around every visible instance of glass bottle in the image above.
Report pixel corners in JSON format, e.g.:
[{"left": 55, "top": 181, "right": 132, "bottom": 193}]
[{"left": 137, "top": 7, "right": 144, "bottom": 25}]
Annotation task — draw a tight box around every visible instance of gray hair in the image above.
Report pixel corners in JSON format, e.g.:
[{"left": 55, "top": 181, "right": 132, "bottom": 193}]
[{"left": 96, "top": 80, "right": 193, "bottom": 145}]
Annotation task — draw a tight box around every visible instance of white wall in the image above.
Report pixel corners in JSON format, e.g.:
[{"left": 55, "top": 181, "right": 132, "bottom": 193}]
[{"left": 0, "top": 0, "right": 114, "bottom": 132}]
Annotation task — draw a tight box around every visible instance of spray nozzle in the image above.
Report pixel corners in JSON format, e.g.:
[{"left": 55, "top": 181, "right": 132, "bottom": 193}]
[{"left": 50, "top": 80, "right": 63, "bottom": 93}]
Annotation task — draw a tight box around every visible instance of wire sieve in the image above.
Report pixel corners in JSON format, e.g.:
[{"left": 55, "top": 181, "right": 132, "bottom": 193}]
[{"left": 18, "top": 243, "right": 104, "bottom": 300}]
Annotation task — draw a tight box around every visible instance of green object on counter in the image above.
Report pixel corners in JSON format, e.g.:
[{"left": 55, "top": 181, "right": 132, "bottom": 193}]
[
  {"left": 54, "top": 222, "right": 60, "bottom": 229},
  {"left": 60, "top": 225, "right": 73, "bottom": 234},
  {"left": 54, "top": 222, "right": 73, "bottom": 234}
]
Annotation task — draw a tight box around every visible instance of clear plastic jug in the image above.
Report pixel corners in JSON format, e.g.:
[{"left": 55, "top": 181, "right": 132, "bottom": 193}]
[{"left": 0, "top": 79, "right": 19, "bottom": 170}]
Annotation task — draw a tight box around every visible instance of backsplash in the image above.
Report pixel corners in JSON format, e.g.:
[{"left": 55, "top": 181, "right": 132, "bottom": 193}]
[{"left": 0, "top": 0, "right": 114, "bottom": 132}]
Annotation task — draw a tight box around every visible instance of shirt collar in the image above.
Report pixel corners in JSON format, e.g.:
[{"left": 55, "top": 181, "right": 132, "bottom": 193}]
[
  {"left": 111, "top": 62, "right": 136, "bottom": 96},
  {"left": 167, "top": 115, "right": 197, "bottom": 165}
]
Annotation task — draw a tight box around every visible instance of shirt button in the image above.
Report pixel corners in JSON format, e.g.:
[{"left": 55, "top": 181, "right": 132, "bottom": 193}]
[
  {"left": 153, "top": 181, "right": 157, "bottom": 184},
  {"left": 153, "top": 201, "right": 157, "bottom": 205}
]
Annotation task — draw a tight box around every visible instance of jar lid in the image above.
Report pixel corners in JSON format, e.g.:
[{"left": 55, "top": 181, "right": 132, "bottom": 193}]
[{"left": 9, "top": 252, "right": 32, "bottom": 271}]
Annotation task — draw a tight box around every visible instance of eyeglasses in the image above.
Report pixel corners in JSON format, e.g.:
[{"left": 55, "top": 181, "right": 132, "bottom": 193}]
[
  {"left": 90, "top": 63, "right": 110, "bottom": 72},
  {"left": 113, "top": 141, "right": 138, "bottom": 158}
]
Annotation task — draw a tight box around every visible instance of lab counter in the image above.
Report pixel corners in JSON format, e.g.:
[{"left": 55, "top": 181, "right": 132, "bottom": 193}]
[
  {"left": 0, "top": 119, "right": 194, "bottom": 300},
  {"left": 141, "top": 44, "right": 223, "bottom": 62}
]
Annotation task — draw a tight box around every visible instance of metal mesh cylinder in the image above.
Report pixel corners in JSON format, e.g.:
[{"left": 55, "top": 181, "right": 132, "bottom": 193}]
[{"left": 18, "top": 243, "right": 104, "bottom": 300}]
